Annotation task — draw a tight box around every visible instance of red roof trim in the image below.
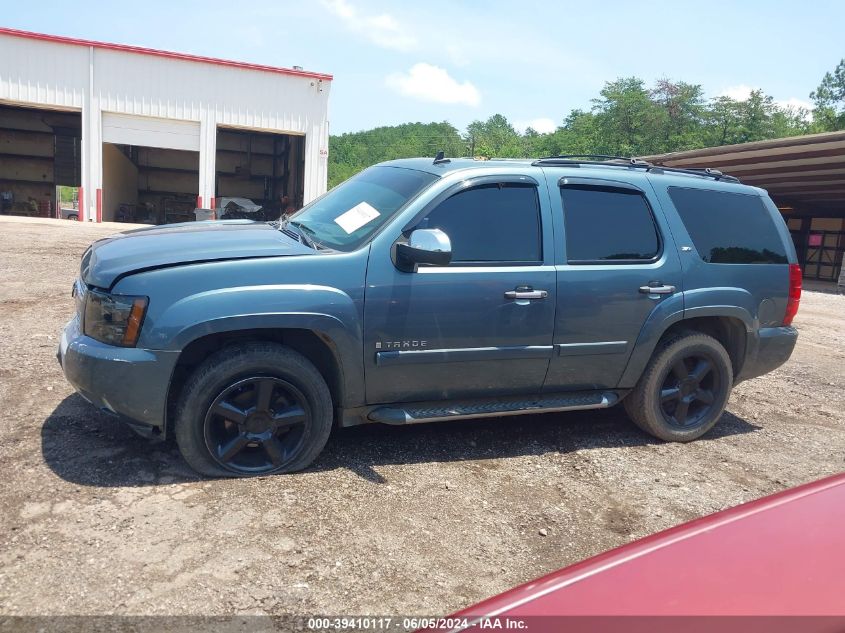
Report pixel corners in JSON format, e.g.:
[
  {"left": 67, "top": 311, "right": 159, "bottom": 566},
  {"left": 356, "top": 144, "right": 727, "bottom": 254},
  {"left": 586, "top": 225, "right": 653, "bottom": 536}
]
[{"left": 0, "top": 26, "right": 333, "bottom": 81}]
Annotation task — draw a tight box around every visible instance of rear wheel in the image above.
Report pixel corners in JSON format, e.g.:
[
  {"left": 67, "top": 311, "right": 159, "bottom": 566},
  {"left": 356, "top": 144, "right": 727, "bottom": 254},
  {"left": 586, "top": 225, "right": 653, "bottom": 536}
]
[
  {"left": 174, "top": 342, "right": 333, "bottom": 477},
  {"left": 623, "top": 332, "right": 733, "bottom": 442}
]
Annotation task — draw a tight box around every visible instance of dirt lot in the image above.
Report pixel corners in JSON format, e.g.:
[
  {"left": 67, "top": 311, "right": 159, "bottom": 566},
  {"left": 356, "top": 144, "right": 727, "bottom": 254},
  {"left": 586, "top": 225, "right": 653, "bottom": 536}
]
[{"left": 0, "top": 216, "right": 843, "bottom": 618}]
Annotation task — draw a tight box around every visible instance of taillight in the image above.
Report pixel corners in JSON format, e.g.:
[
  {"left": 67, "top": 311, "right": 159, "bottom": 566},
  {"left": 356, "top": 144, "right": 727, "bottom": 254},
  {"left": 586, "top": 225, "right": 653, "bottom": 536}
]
[{"left": 783, "top": 263, "right": 802, "bottom": 326}]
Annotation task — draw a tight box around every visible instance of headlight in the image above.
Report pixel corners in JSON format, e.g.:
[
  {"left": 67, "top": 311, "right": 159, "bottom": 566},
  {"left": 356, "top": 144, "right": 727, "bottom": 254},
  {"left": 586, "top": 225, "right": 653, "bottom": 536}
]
[{"left": 83, "top": 289, "right": 149, "bottom": 347}]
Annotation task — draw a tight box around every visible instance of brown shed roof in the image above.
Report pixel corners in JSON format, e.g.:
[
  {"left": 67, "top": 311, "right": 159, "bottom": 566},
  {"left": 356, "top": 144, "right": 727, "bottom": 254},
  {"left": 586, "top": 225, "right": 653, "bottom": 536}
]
[{"left": 643, "top": 131, "right": 845, "bottom": 212}]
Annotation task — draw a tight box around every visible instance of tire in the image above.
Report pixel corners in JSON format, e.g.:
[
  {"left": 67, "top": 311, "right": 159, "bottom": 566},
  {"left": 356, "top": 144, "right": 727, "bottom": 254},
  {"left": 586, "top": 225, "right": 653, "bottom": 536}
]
[
  {"left": 623, "top": 331, "right": 733, "bottom": 442},
  {"left": 67, "top": 214, "right": 78, "bottom": 221},
  {"left": 174, "top": 342, "right": 333, "bottom": 477}
]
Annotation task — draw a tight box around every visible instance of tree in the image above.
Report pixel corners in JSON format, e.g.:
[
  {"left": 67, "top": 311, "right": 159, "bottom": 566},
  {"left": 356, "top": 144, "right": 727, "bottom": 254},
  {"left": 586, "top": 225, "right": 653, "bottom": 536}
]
[
  {"left": 326, "top": 75, "right": 815, "bottom": 186},
  {"left": 465, "top": 114, "right": 523, "bottom": 157},
  {"left": 327, "top": 121, "right": 464, "bottom": 187},
  {"left": 704, "top": 95, "right": 745, "bottom": 146},
  {"left": 703, "top": 90, "right": 807, "bottom": 147},
  {"left": 770, "top": 105, "right": 812, "bottom": 138},
  {"left": 591, "top": 77, "right": 663, "bottom": 155},
  {"left": 551, "top": 110, "right": 598, "bottom": 156},
  {"left": 811, "top": 58, "right": 845, "bottom": 130},
  {"left": 520, "top": 126, "right": 545, "bottom": 158},
  {"left": 650, "top": 79, "right": 707, "bottom": 152},
  {"left": 739, "top": 90, "right": 776, "bottom": 142}
]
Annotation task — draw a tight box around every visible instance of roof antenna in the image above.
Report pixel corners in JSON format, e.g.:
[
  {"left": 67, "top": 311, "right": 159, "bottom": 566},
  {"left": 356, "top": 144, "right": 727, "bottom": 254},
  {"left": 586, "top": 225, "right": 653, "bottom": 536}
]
[{"left": 433, "top": 151, "right": 450, "bottom": 165}]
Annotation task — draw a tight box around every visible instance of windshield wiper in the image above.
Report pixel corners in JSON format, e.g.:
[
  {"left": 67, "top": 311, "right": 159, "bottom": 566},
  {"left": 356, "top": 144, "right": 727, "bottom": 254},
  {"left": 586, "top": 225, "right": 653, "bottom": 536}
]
[{"left": 280, "top": 219, "right": 322, "bottom": 250}]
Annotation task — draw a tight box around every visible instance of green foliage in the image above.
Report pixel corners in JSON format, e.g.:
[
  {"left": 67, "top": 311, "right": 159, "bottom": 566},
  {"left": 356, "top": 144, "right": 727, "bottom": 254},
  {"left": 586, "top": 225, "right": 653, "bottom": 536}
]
[
  {"left": 651, "top": 79, "right": 707, "bottom": 151},
  {"left": 327, "top": 121, "right": 464, "bottom": 188},
  {"left": 327, "top": 68, "right": 832, "bottom": 185},
  {"left": 811, "top": 58, "right": 845, "bottom": 131},
  {"left": 702, "top": 90, "right": 809, "bottom": 146},
  {"left": 58, "top": 186, "right": 77, "bottom": 204},
  {"left": 465, "top": 114, "right": 523, "bottom": 157},
  {"left": 591, "top": 77, "right": 662, "bottom": 155}
]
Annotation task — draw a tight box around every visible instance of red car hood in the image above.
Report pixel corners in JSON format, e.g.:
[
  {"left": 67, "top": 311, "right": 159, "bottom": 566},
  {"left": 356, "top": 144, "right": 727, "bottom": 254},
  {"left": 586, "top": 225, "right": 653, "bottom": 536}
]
[{"left": 442, "top": 473, "right": 845, "bottom": 632}]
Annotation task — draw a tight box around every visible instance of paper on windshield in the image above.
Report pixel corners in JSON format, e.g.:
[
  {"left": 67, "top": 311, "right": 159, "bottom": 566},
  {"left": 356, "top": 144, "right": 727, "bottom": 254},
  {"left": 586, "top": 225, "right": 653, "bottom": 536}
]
[{"left": 334, "top": 201, "right": 380, "bottom": 234}]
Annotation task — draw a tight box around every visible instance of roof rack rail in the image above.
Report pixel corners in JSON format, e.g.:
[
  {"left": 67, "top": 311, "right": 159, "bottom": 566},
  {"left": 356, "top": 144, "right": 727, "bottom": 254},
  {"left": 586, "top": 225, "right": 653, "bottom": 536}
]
[
  {"left": 649, "top": 165, "right": 741, "bottom": 183},
  {"left": 531, "top": 154, "right": 740, "bottom": 183},
  {"left": 532, "top": 154, "right": 652, "bottom": 167}
]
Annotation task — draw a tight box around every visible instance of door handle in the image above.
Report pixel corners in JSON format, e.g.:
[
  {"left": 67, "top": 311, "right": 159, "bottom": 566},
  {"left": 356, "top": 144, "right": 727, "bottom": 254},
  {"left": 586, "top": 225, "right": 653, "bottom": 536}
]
[
  {"left": 505, "top": 289, "right": 548, "bottom": 300},
  {"left": 639, "top": 284, "right": 676, "bottom": 295}
]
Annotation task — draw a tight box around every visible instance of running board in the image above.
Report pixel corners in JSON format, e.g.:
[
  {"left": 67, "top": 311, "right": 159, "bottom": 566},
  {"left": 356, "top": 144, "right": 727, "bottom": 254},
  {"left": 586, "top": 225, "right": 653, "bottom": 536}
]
[{"left": 368, "top": 391, "right": 619, "bottom": 425}]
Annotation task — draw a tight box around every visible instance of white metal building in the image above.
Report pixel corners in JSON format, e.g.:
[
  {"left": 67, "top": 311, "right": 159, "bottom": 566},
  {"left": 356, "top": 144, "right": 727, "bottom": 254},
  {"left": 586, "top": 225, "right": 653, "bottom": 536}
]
[{"left": 0, "top": 27, "right": 332, "bottom": 223}]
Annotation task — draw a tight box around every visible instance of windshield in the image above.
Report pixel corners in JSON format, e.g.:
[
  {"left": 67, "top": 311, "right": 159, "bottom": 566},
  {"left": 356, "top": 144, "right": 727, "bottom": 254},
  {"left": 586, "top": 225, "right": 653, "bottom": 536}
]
[{"left": 287, "top": 166, "right": 438, "bottom": 251}]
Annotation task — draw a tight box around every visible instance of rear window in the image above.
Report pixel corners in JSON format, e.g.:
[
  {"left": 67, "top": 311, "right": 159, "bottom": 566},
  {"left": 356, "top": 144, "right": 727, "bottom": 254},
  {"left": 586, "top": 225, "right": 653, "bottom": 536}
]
[{"left": 668, "top": 187, "right": 788, "bottom": 264}]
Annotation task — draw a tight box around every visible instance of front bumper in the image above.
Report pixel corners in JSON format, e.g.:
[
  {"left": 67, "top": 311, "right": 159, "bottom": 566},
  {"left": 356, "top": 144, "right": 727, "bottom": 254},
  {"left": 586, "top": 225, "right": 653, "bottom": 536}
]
[
  {"left": 737, "top": 325, "right": 798, "bottom": 383},
  {"left": 57, "top": 316, "right": 179, "bottom": 437}
]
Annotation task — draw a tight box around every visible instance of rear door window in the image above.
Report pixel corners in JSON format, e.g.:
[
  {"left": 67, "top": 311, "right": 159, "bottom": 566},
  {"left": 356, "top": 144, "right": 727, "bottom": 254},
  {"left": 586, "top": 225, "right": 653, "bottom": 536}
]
[
  {"left": 667, "top": 187, "right": 788, "bottom": 264},
  {"left": 560, "top": 185, "right": 660, "bottom": 263}
]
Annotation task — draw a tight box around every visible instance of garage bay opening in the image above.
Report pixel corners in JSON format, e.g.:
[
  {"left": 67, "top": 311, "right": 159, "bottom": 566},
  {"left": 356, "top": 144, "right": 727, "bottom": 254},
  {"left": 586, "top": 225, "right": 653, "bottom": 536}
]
[
  {"left": 0, "top": 103, "right": 81, "bottom": 220},
  {"left": 215, "top": 127, "right": 305, "bottom": 222},
  {"left": 102, "top": 143, "right": 199, "bottom": 224}
]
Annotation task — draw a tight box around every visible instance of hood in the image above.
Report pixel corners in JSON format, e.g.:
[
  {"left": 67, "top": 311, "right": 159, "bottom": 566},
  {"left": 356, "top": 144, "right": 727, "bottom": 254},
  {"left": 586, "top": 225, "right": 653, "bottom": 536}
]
[{"left": 82, "top": 220, "right": 314, "bottom": 288}]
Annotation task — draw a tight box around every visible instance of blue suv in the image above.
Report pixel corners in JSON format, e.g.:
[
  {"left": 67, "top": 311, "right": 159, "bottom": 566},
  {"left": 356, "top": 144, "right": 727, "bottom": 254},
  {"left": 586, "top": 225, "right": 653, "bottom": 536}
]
[{"left": 58, "top": 155, "right": 802, "bottom": 477}]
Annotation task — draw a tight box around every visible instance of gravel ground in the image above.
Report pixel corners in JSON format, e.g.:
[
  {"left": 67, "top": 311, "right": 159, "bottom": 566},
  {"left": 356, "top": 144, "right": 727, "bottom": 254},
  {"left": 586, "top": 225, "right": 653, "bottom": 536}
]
[{"left": 0, "top": 216, "right": 843, "bottom": 617}]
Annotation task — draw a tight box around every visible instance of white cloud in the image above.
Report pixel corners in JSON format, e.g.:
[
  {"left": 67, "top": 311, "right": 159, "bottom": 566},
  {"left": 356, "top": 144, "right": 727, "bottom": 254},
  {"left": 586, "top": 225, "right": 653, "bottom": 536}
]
[
  {"left": 322, "top": 0, "right": 417, "bottom": 52},
  {"left": 720, "top": 86, "right": 814, "bottom": 111},
  {"left": 719, "top": 84, "right": 756, "bottom": 101},
  {"left": 386, "top": 63, "right": 481, "bottom": 107},
  {"left": 776, "top": 97, "right": 814, "bottom": 112},
  {"left": 718, "top": 85, "right": 814, "bottom": 121},
  {"left": 514, "top": 118, "right": 557, "bottom": 134}
]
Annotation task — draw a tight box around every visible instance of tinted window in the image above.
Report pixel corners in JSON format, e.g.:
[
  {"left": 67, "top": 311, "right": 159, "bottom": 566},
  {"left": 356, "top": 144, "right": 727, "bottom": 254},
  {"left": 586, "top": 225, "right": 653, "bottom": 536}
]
[
  {"left": 668, "top": 187, "right": 788, "bottom": 264},
  {"left": 418, "top": 183, "right": 542, "bottom": 263},
  {"left": 561, "top": 186, "right": 660, "bottom": 262}
]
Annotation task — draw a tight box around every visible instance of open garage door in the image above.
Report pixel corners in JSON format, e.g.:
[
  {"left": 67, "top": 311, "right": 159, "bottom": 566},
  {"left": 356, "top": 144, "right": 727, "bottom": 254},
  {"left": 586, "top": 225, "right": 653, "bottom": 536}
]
[
  {"left": 215, "top": 126, "right": 305, "bottom": 221},
  {"left": 102, "top": 143, "right": 199, "bottom": 225},
  {"left": 101, "top": 113, "right": 200, "bottom": 225},
  {"left": 102, "top": 113, "right": 200, "bottom": 152},
  {"left": 0, "top": 103, "right": 81, "bottom": 219}
]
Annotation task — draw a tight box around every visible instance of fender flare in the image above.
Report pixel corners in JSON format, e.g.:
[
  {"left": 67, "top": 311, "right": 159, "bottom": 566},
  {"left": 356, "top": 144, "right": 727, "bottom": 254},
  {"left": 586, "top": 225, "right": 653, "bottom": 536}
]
[
  {"left": 149, "top": 285, "right": 365, "bottom": 407},
  {"left": 618, "top": 302, "right": 755, "bottom": 389}
]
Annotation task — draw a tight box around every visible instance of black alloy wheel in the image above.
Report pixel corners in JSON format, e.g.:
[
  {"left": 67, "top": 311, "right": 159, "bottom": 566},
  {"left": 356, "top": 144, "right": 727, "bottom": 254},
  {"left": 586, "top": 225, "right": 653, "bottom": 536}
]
[
  {"left": 659, "top": 353, "right": 720, "bottom": 428},
  {"left": 204, "top": 376, "right": 309, "bottom": 475},
  {"left": 623, "top": 331, "right": 733, "bottom": 442}
]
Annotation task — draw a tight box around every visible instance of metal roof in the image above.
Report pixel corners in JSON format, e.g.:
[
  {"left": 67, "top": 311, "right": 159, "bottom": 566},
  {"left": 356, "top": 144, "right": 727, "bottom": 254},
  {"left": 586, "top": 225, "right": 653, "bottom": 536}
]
[
  {"left": 643, "top": 131, "right": 845, "bottom": 212},
  {"left": 0, "top": 26, "right": 333, "bottom": 81}
]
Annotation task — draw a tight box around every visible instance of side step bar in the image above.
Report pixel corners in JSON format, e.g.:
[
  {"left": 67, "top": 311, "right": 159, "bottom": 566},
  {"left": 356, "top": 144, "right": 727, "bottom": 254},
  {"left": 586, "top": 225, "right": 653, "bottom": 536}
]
[{"left": 368, "top": 391, "right": 619, "bottom": 425}]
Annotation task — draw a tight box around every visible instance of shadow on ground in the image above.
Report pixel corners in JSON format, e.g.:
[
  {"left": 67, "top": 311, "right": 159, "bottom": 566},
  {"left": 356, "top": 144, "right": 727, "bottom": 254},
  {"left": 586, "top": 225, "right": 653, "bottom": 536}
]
[{"left": 42, "top": 393, "right": 761, "bottom": 488}]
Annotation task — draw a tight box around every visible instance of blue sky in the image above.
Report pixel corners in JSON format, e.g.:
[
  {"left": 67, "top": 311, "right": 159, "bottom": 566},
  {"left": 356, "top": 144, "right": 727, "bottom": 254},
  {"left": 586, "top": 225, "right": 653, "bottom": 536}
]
[{"left": 5, "top": 0, "right": 844, "bottom": 134}]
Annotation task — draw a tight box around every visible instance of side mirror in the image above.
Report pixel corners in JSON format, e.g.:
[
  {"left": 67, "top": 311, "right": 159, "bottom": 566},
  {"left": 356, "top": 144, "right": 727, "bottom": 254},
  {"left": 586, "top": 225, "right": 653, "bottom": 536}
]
[{"left": 395, "top": 228, "right": 452, "bottom": 272}]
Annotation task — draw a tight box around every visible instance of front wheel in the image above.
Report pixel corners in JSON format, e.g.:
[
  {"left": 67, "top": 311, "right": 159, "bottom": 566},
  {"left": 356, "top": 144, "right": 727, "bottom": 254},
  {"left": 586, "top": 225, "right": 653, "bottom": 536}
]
[
  {"left": 623, "top": 332, "right": 733, "bottom": 442},
  {"left": 174, "top": 342, "right": 333, "bottom": 477}
]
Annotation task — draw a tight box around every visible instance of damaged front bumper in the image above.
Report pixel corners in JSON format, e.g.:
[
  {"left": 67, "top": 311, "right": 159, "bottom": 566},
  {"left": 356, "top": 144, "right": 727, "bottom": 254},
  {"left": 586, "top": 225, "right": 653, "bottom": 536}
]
[{"left": 57, "top": 316, "right": 179, "bottom": 439}]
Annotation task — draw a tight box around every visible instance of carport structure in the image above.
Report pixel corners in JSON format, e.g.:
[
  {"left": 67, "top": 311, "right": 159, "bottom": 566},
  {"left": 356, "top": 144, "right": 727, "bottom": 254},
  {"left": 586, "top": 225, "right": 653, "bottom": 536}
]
[{"left": 645, "top": 131, "right": 845, "bottom": 285}]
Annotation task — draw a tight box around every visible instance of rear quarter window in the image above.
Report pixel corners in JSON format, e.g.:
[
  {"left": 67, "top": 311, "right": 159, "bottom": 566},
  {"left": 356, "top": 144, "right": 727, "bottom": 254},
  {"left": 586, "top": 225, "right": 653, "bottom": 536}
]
[{"left": 667, "top": 187, "right": 788, "bottom": 264}]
